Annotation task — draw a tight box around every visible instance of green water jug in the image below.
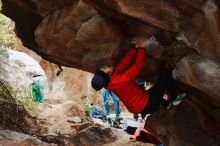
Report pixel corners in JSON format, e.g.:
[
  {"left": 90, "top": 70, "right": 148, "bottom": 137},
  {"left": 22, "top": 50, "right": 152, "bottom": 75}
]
[{"left": 31, "top": 80, "right": 44, "bottom": 103}]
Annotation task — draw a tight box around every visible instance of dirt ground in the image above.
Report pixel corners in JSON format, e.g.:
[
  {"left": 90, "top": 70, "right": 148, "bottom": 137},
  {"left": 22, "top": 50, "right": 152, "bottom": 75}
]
[{"left": 31, "top": 97, "right": 155, "bottom": 146}]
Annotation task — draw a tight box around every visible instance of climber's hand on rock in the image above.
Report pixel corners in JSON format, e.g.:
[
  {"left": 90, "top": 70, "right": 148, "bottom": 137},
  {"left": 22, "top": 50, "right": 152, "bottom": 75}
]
[
  {"left": 144, "top": 36, "right": 159, "bottom": 50},
  {"left": 131, "top": 36, "right": 148, "bottom": 49},
  {"left": 131, "top": 36, "right": 159, "bottom": 50}
]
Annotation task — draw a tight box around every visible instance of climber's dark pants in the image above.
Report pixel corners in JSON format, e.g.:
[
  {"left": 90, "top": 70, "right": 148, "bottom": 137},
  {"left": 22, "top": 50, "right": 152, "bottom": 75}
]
[{"left": 140, "top": 71, "right": 177, "bottom": 117}]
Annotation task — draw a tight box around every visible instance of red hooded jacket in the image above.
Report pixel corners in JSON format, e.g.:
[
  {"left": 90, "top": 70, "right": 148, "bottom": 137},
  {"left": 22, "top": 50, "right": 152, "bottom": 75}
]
[{"left": 106, "top": 48, "right": 149, "bottom": 113}]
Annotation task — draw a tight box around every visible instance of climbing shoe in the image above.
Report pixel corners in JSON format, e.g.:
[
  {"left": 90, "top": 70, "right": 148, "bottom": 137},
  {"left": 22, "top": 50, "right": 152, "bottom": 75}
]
[
  {"left": 115, "top": 117, "right": 123, "bottom": 124},
  {"left": 107, "top": 116, "right": 113, "bottom": 127},
  {"left": 113, "top": 120, "right": 120, "bottom": 128},
  {"left": 113, "top": 117, "right": 124, "bottom": 128},
  {"left": 172, "top": 92, "right": 187, "bottom": 105}
]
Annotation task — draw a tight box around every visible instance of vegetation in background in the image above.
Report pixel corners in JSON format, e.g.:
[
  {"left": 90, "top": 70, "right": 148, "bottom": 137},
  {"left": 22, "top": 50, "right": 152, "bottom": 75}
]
[
  {"left": 0, "top": 79, "right": 37, "bottom": 109},
  {"left": 0, "top": 5, "right": 36, "bottom": 109},
  {"left": 0, "top": 6, "right": 38, "bottom": 134},
  {"left": 0, "top": 79, "right": 32, "bottom": 132},
  {"left": 83, "top": 102, "right": 96, "bottom": 115},
  {"left": 0, "top": 5, "right": 19, "bottom": 55}
]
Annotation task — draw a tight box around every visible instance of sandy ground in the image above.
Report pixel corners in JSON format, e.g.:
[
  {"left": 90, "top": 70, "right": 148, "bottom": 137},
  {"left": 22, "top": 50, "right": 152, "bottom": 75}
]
[
  {"left": 30, "top": 98, "right": 155, "bottom": 146},
  {"left": 34, "top": 98, "right": 90, "bottom": 137}
]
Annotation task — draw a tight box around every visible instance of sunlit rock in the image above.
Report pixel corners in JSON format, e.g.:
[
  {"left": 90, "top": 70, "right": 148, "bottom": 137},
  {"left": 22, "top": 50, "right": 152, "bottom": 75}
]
[
  {"left": 0, "top": 49, "right": 47, "bottom": 90},
  {"left": 1, "top": 0, "right": 220, "bottom": 145}
]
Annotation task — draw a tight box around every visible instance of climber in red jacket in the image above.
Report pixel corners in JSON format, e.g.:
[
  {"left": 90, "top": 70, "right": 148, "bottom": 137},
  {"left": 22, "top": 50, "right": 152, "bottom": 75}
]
[{"left": 91, "top": 37, "right": 186, "bottom": 118}]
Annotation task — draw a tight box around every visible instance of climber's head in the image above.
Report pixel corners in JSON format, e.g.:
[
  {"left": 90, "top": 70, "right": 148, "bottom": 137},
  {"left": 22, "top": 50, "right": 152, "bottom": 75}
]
[{"left": 91, "top": 66, "right": 112, "bottom": 91}]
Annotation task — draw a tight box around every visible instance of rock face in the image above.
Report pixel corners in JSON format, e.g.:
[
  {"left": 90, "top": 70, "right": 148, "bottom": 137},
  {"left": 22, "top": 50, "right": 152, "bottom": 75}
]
[
  {"left": 69, "top": 126, "right": 117, "bottom": 146},
  {"left": 0, "top": 130, "right": 56, "bottom": 146},
  {"left": 0, "top": 49, "right": 47, "bottom": 90},
  {"left": 1, "top": 0, "right": 220, "bottom": 145}
]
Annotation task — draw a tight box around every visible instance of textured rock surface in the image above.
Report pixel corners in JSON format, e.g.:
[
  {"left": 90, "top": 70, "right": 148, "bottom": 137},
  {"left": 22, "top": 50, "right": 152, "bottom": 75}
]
[
  {"left": 0, "top": 49, "right": 47, "bottom": 90},
  {"left": 1, "top": 0, "right": 220, "bottom": 145},
  {"left": 145, "top": 101, "right": 220, "bottom": 146},
  {"left": 69, "top": 126, "right": 117, "bottom": 146},
  {"left": 0, "top": 130, "right": 56, "bottom": 146}
]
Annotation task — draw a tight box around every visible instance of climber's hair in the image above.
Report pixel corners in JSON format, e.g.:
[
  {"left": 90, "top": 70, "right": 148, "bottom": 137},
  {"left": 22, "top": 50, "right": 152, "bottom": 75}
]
[{"left": 97, "top": 59, "right": 114, "bottom": 68}]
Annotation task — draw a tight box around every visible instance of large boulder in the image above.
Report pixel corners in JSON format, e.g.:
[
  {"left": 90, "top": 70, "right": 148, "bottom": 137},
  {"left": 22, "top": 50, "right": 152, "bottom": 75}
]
[
  {"left": 1, "top": 0, "right": 220, "bottom": 145},
  {"left": 0, "top": 49, "right": 47, "bottom": 90},
  {"left": 0, "top": 130, "right": 56, "bottom": 146},
  {"left": 69, "top": 126, "right": 117, "bottom": 146}
]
